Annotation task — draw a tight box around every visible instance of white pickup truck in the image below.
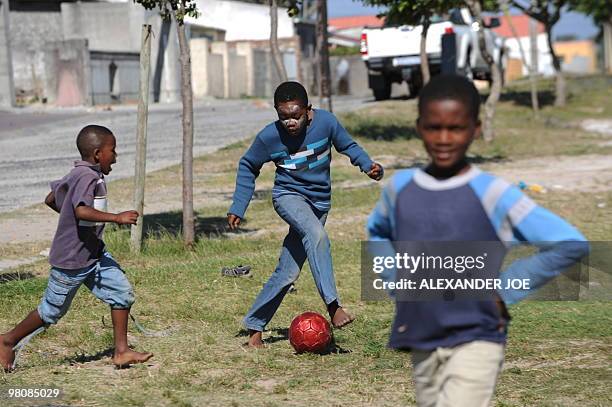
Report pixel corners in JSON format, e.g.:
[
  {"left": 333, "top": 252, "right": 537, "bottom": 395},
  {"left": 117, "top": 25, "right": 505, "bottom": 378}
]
[{"left": 360, "top": 8, "right": 506, "bottom": 100}]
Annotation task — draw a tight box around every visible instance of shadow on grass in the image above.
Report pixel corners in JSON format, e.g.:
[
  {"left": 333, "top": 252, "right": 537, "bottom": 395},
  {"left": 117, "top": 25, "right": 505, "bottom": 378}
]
[
  {"left": 64, "top": 347, "right": 114, "bottom": 365},
  {"left": 235, "top": 327, "right": 352, "bottom": 355},
  {"left": 385, "top": 154, "right": 506, "bottom": 171},
  {"left": 322, "top": 342, "right": 352, "bottom": 355},
  {"left": 0, "top": 271, "right": 35, "bottom": 284},
  {"left": 348, "top": 123, "right": 418, "bottom": 142},
  {"left": 143, "top": 211, "right": 257, "bottom": 240},
  {"left": 499, "top": 89, "right": 555, "bottom": 108},
  {"left": 468, "top": 154, "right": 506, "bottom": 164},
  {"left": 235, "top": 328, "right": 288, "bottom": 343}
]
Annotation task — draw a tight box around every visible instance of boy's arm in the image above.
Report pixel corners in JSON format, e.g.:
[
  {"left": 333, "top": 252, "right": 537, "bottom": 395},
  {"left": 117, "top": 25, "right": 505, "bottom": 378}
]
[
  {"left": 499, "top": 193, "right": 589, "bottom": 305},
  {"left": 331, "top": 115, "right": 376, "bottom": 173},
  {"left": 70, "top": 175, "right": 138, "bottom": 225},
  {"left": 366, "top": 182, "right": 398, "bottom": 296},
  {"left": 75, "top": 206, "right": 138, "bottom": 225},
  {"left": 227, "top": 136, "right": 270, "bottom": 220},
  {"left": 45, "top": 191, "right": 59, "bottom": 213}
]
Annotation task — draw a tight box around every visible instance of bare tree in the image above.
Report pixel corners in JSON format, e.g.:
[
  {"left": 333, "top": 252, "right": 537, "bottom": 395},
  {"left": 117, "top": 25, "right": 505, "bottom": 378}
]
[
  {"left": 512, "top": 0, "right": 567, "bottom": 107},
  {"left": 270, "top": 0, "right": 288, "bottom": 82},
  {"left": 500, "top": 0, "right": 539, "bottom": 117},
  {"left": 135, "top": 0, "right": 199, "bottom": 247},
  {"left": 465, "top": 0, "right": 503, "bottom": 142},
  {"left": 316, "top": 0, "right": 332, "bottom": 111}
]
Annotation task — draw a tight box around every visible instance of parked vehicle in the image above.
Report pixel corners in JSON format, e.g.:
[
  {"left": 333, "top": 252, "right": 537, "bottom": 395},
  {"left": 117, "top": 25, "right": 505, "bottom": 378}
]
[{"left": 360, "top": 8, "right": 506, "bottom": 100}]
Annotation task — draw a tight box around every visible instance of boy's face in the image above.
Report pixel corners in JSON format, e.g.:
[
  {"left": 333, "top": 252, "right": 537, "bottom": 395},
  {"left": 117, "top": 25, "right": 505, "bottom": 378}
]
[
  {"left": 95, "top": 135, "right": 117, "bottom": 175},
  {"left": 417, "top": 99, "right": 480, "bottom": 171},
  {"left": 276, "top": 100, "right": 311, "bottom": 137}
]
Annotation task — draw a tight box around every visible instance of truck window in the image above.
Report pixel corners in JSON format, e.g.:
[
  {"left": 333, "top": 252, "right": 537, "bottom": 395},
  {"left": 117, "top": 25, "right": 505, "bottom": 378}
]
[{"left": 450, "top": 9, "right": 466, "bottom": 25}]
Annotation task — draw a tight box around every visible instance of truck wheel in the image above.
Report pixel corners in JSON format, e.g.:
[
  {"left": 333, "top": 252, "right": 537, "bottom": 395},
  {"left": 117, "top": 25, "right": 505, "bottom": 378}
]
[
  {"left": 407, "top": 81, "right": 422, "bottom": 98},
  {"left": 372, "top": 79, "right": 391, "bottom": 101},
  {"left": 459, "top": 50, "right": 474, "bottom": 80}
]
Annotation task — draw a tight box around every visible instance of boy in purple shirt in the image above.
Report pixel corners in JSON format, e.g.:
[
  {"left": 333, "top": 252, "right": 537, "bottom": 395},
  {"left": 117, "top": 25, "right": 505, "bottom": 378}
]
[{"left": 0, "top": 125, "right": 152, "bottom": 371}]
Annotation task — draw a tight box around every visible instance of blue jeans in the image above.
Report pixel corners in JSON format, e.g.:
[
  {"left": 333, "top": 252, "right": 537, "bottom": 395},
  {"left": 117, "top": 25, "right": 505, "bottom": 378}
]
[
  {"left": 38, "top": 251, "right": 135, "bottom": 325},
  {"left": 243, "top": 193, "right": 340, "bottom": 331}
]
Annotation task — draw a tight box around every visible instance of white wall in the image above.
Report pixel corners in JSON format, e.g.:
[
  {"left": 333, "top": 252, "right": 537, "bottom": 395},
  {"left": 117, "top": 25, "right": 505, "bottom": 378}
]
[
  {"left": 504, "top": 33, "right": 554, "bottom": 76},
  {"left": 188, "top": 0, "right": 294, "bottom": 41}
]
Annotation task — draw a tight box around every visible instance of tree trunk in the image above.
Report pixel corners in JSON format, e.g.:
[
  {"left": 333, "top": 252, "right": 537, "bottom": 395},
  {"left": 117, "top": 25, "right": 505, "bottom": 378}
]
[
  {"left": 602, "top": 19, "right": 612, "bottom": 73},
  {"left": 466, "top": 0, "right": 502, "bottom": 142},
  {"left": 420, "top": 15, "right": 431, "bottom": 85},
  {"left": 527, "top": 16, "right": 540, "bottom": 117},
  {"left": 545, "top": 22, "right": 565, "bottom": 107},
  {"left": 316, "top": 0, "right": 332, "bottom": 112},
  {"left": 175, "top": 5, "right": 195, "bottom": 247},
  {"left": 270, "top": 0, "right": 288, "bottom": 83},
  {"left": 501, "top": 0, "right": 539, "bottom": 117}
]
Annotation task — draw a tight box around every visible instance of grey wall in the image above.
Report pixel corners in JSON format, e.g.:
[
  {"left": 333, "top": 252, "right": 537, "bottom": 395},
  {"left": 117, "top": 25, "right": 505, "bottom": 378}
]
[
  {"left": 0, "top": 0, "right": 14, "bottom": 107},
  {"left": 60, "top": 2, "right": 180, "bottom": 103},
  {"left": 61, "top": 3, "right": 139, "bottom": 52},
  {"left": 9, "top": 10, "right": 62, "bottom": 99},
  {"left": 207, "top": 53, "right": 224, "bottom": 98},
  {"left": 43, "top": 39, "right": 91, "bottom": 106},
  {"left": 90, "top": 51, "right": 140, "bottom": 105},
  {"left": 228, "top": 53, "right": 247, "bottom": 98},
  {"left": 330, "top": 55, "right": 369, "bottom": 97}
]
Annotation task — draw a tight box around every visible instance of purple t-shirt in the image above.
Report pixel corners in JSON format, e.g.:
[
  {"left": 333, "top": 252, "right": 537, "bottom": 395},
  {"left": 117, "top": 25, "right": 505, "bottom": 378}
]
[{"left": 48, "top": 161, "right": 108, "bottom": 269}]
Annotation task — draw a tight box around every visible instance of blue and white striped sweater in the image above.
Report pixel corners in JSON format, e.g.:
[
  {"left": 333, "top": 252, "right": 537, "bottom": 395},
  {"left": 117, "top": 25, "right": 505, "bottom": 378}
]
[
  {"left": 367, "top": 166, "right": 588, "bottom": 350},
  {"left": 229, "top": 109, "right": 373, "bottom": 218}
]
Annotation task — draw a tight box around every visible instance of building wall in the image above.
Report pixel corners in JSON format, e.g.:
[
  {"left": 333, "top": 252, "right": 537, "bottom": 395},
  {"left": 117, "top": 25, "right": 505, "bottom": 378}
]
[
  {"left": 503, "top": 33, "right": 554, "bottom": 76},
  {"left": 187, "top": 0, "right": 294, "bottom": 42},
  {"left": 0, "top": 0, "right": 14, "bottom": 107},
  {"left": 330, "top": 55, "right": 369, "bottom": 97},
  {"left": 554, "top": 40, "right": 597, "bottom": 74},
  {"left": 42, "top": 39, "right": 91, "bottom": 106},
  {"left": 9, "top": 10, "right": 63, "bottom": 98},
  {"left": 61, "top": 2, "right": 140, "bottom": 52},
  {"left": 207, "top": 53, "right": 224, "bottom": 98},
  {"left": 90, "top": 51, "right": 140, "bottom": 105},
  {"left": 7, "top": 1, "right": 182, "bottom": 104}
]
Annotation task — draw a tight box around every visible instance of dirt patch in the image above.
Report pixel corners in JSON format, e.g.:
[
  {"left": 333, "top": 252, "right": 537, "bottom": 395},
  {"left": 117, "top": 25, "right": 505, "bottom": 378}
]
[
  {"left": 581, "top": 119, "right": 612, "bottom": 136},
  {"left": 254, "top": 378, "right": 282, "bottom": 392},
  {"left": 481, "top": 154, "right": 612, "bottom": 193}
]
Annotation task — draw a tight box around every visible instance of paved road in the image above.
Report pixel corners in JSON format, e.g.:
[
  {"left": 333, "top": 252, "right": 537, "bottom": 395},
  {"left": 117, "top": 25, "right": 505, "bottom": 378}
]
[{"left": 0, "top": 96, "right": 369, "bottom": 213}]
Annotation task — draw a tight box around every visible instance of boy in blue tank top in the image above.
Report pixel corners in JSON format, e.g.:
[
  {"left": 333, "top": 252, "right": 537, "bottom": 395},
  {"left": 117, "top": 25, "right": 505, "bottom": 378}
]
[
  {"left": 228, "top": 82, "right": 384, "bottom": 348},
  {"left": 367, "top": 75, "right": 588, "bottom": 406}
]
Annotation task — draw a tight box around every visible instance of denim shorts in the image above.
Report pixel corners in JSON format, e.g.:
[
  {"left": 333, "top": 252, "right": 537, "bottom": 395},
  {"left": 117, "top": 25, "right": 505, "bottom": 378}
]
[{"left": 38, "top": 251, "right": 135, "bottom": 325}]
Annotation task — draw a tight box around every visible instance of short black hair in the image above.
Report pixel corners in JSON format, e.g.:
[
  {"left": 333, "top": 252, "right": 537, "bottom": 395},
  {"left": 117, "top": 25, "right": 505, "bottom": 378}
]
[
  {"left": 274, "top": 81, "right": 308, "bottom": 107},
  {"left": 418, "top": 75, "right": 481, "bottom": 121},
  {"left": 76, "top": 125, "right": 114, "bottom": 158}
]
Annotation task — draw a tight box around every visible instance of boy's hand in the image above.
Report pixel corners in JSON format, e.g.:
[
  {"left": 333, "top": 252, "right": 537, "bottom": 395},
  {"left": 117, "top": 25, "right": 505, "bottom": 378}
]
[
  {"left": 45, "top": 191, "right": 59, "bottom": 213},
  {"left": 367, "top": 162, "right": 384, "bottom": 181},
  {"left": 227, "top": 214, "right": 241, "bottom": 230},
  {"left": 115, "top": 210, "right": 139, "bottom": 225}
]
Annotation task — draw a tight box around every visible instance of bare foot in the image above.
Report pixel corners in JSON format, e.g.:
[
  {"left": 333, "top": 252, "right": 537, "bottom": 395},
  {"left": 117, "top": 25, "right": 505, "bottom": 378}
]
[
  {"left": 331, "top": 307, "right": 355, "bottom": 329},
  {"left": 112, "top": 349, "right": 153, "bottom": 368},
  {"left": 247, "top": 330, "right": 265, "bottom": 349},
  {"left": 0, "top": 335, "right": 16, "bottom": 372}
]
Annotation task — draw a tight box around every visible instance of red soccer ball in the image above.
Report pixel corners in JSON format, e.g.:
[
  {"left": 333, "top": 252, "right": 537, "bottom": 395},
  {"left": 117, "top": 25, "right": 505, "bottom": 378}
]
[{"left": 289, "top": 312, "right": 332, "bottom": 354}]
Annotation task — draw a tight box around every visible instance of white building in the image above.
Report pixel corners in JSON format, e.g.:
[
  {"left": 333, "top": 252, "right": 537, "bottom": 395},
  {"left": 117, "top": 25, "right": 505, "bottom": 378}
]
[
  {"left": 493, "top": 14, "right": 555, "bottom": 76},
  {"left": 188, "top": 0, "right": 295, "bottom": 41}
]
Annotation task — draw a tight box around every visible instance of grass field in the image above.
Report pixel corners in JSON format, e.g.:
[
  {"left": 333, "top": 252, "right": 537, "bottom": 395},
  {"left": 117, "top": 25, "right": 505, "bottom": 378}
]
[{"left": 1, "top": 75, "right": 611, "bottom": 406}]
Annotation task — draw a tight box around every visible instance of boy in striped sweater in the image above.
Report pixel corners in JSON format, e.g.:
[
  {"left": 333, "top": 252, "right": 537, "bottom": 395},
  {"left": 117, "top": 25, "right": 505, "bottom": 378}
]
[
  {"left": 367, "top": 75, "right": 588, "bottom": 406},
  {"left": 228, "top": 82, "right": 384, "bottom": 348}
]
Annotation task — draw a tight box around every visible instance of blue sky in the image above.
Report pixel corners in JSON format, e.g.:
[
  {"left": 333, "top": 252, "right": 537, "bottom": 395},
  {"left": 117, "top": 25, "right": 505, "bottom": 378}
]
[{"left": 327, "top": 1, "right": 600, "bottom": 40}]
